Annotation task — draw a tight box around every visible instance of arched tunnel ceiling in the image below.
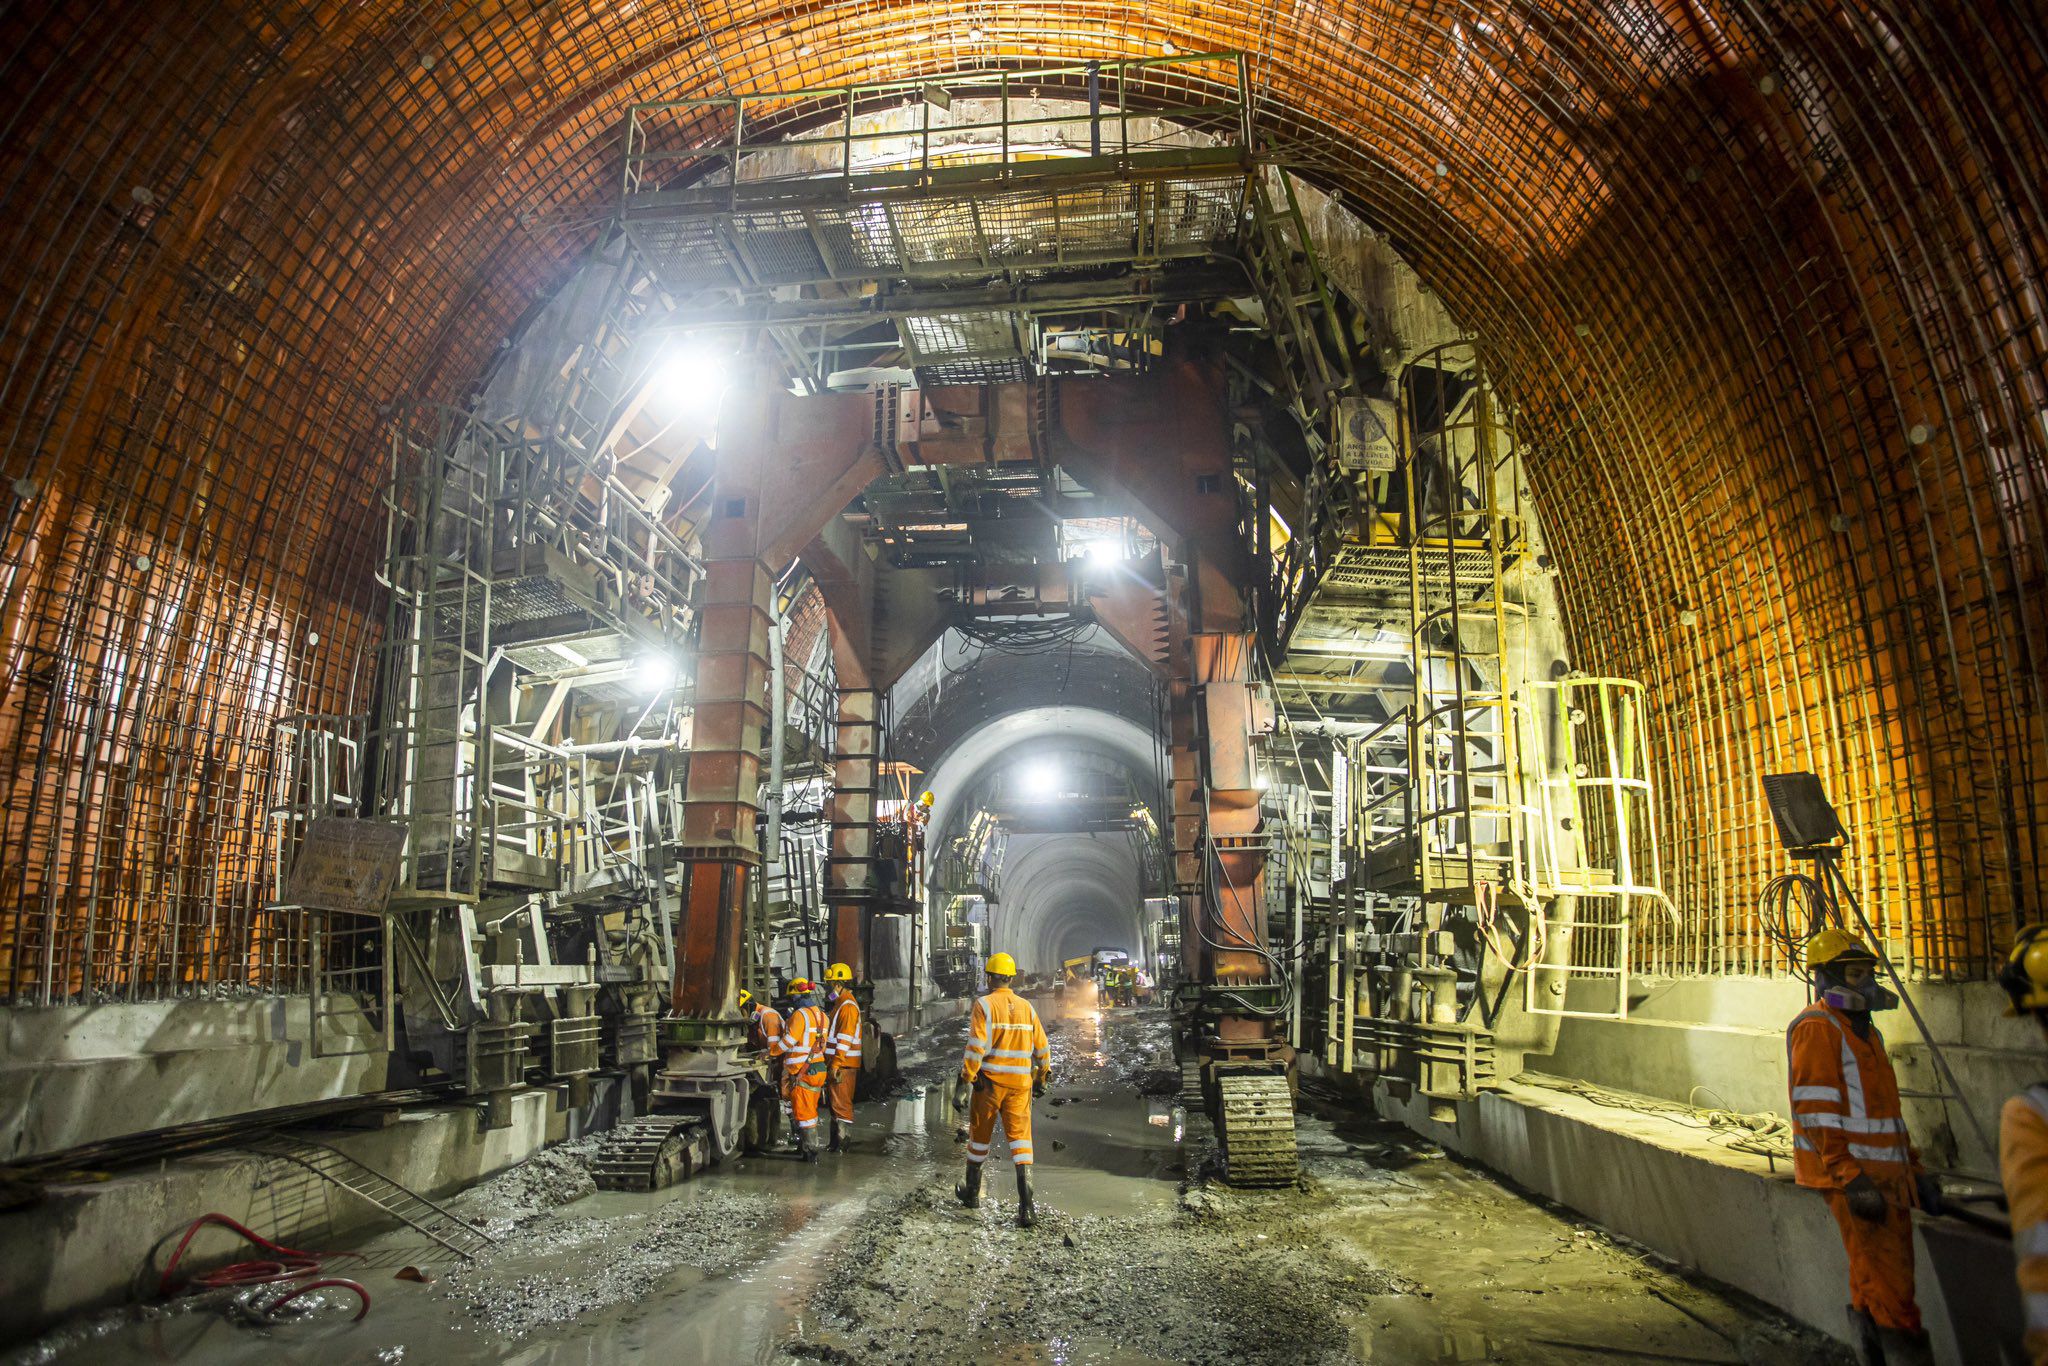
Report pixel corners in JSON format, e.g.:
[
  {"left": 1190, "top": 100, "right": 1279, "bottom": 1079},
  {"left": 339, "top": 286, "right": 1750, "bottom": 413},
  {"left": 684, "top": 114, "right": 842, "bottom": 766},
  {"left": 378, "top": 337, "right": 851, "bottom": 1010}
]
[
  {"left": 920, "top": 705, "right": 1163, "bottom": 977},
  {"left": 919, "top": 705, "right": 1165, "bottom": 861},
  {"left": 889, "top": 630, "right": 1160, "bottom": 773},
  {"left": 1, "top": 4, "right": 2044, "bottom": 999}
]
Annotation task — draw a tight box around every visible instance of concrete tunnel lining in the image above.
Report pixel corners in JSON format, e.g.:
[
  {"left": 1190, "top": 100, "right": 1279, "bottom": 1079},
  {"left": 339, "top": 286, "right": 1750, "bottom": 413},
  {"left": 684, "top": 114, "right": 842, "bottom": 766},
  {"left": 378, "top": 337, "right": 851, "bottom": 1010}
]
[{"left": 917, "top": 705, "right": 1163, "bottom": 976}]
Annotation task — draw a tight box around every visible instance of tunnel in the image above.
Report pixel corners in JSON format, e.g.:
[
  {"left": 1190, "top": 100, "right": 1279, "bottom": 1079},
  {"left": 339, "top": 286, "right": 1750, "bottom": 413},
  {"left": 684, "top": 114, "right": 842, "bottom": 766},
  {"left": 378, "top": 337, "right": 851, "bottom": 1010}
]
[{"left": 0, "top": 5, "right": 2044, "bottom": 1363}]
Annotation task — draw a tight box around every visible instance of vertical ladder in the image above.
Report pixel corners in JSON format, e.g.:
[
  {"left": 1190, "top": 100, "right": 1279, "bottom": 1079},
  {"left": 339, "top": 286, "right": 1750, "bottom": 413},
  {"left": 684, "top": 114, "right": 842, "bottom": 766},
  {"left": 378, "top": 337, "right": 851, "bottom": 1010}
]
[
  {"left": 1243, "top": 170, "right": 1349, "bottom": 449},
  {"left": 1400, "top": 342, "right": 1531, "bottom": 905}
]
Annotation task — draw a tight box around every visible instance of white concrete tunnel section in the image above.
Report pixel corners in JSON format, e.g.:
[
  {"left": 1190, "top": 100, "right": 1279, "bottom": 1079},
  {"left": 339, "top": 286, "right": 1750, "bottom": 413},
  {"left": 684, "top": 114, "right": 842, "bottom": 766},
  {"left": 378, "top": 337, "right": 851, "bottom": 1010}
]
[{"left": 919, "top": 706, "right": 1161, "bottom": 974}]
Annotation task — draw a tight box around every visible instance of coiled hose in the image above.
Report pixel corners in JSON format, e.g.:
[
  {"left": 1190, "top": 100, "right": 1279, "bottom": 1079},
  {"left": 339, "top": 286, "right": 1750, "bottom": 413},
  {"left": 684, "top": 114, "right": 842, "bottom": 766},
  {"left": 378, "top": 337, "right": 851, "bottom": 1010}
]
[{"left": 159, "top": 1212, "right": 369, "bottom": 1321}]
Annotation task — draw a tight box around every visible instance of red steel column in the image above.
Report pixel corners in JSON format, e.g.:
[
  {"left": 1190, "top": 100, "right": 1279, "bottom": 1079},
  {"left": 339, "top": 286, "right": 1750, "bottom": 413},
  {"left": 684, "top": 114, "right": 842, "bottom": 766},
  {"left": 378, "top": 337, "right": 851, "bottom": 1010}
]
[
  {"left": 673, "top": 385, "right": 776, "bottom": 1022},
  {"left": 826, "top": 685, "right": 879, "bottom": 976},
  {"left": 1169, "top": 683, "right": 1208, "bottom": 983},
  {"left": 1192, "top": 631, "right": 1271, "bottom": 1043}
]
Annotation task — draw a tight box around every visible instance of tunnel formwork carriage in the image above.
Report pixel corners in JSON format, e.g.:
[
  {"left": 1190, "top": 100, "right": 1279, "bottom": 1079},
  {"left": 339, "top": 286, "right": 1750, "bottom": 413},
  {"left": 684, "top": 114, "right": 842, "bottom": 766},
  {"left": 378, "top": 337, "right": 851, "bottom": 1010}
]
[{"left": 0, "top": 6, "right": 2042, "bottom": 1302}]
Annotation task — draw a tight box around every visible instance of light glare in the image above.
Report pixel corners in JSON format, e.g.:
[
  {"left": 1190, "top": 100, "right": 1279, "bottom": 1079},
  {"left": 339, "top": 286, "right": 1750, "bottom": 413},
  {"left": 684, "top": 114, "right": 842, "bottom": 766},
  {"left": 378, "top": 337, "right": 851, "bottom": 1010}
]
[
  {"left": 651, "top": 346, "right": 731, "bottom": 426},
  {"left": 634, "top": 654, "right": 679, "bottom": 695}
]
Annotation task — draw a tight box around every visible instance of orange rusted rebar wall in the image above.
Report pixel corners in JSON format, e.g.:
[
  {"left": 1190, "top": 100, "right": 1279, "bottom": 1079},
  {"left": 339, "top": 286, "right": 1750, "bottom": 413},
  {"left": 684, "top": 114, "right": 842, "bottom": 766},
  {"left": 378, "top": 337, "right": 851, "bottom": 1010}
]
[{"left": 0, "top": 2, "right": 2041, "bottom": 1002}]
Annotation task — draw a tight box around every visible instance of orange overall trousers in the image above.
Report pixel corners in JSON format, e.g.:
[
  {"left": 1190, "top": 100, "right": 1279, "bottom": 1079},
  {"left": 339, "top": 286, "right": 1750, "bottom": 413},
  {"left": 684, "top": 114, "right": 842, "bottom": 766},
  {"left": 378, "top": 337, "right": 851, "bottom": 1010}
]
[
  {"left": 783, "top": 1004, "right": 829, "bottom": 1136},
  {"left": 1787, "top": 1003, "right": 1923, "bottom": 1332},
  {"left": 827, "top": 992, "right": 862, "bottom": 1123}
]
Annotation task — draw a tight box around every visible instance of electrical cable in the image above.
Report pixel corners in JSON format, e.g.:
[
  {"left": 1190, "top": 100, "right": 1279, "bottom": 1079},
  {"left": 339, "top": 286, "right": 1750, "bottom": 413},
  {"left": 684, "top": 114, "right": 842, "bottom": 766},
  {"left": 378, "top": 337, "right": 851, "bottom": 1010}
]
[
  {"left": 1518, "top": 1073, "right": 1794, "bottom": 1161},
  {"left": 1194, "top": 782, "right": 1295, "bottom": 1018},
  {"left": 1757, "top": 868, "right": 1837, "bottom": 984}
]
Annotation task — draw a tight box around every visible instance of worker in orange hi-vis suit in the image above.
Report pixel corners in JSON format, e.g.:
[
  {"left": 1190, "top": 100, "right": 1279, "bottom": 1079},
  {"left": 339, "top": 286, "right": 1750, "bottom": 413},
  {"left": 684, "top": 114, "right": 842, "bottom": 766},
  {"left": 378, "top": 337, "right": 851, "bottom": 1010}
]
[
  {"left": 952, "top": 952, "right": 1052, "bottom": 1227},
  {"left": 1999, "top": 924, "right": 2048, "bottom": 1366},
  {"left": 822, "top": 962, "right": 862, "bottom": 1153},
  {"left": 741, "top": 988, "right": 784, "bottom": 1062},
  {"left": 780, "top": 979, "right": 829, "bottom": 1164},
  {"left": 1788, "top": 929, "right": 1939, "bottom": 1366}
]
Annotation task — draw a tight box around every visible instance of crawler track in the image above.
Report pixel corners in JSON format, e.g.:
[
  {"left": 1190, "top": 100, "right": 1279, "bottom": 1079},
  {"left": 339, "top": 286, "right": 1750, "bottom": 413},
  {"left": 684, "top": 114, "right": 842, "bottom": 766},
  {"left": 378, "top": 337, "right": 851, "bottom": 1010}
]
[
  {"left": 1217, "top": 1073, "right": 1297, "bottom": 1187},
  {"left": 589, "top": 1114, "right": 711, "bottom": 1192}
]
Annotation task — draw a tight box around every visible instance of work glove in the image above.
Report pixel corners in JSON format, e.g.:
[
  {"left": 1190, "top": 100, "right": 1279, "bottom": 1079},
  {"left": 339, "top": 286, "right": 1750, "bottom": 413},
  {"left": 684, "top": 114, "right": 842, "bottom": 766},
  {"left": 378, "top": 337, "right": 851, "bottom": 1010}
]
[
  {"left": 1844, "top": 1174, "right": 1889, "bottom": 1222},
  {"left": 1032, "top": 1076, "right": 1048, "bottom": 1099},
  {"left": 1914, "top": 1171, "right": 1946, "bottom": 1215},
  {"left": 949, "top": 1076, "right": 972, "bottom": 1113}
]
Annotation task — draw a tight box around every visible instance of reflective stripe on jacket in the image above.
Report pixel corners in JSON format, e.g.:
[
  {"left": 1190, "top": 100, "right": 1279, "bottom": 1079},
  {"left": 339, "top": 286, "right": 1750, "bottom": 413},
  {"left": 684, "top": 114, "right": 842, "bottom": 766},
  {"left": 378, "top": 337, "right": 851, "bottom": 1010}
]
[
  {"left": 782, "top": 1004, "right": 830, "bottom": 1085},
  {"left": 961, "top": 986, "right": 1050, "bottom": 1088},
  {"left": 829, "top": 993, "right": 862, "bottom": 1066},
  {"left": 2002, "top": 1085, "right": 2048, "bottom": 1362},
  {"left": 1786, "top": 1002, "right": 1918, "bottom": 1189},
  {"left": 751, "top": 1005, "right": 785, "bottom": 1058}
]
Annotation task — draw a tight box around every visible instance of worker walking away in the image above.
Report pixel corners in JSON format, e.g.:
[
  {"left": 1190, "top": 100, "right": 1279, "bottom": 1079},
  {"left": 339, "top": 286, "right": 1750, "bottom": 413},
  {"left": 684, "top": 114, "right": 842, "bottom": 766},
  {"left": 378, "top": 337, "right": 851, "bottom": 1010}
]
[
  {"left": 781, "top": 979, "right": 830, "bottom": 1163},
  {"left": 1788, "top": 929, "right": 1936, "bottom": 1365},
  {"left": 741, "top": 988, "right": 784, "bottom": 1063},
  {"left": 823, "top": 962, "right": 862, "bottom": 1153},
  {"left": 1999, "top": 923, "right": 2048, "bottom": 1366},
  {"left": 953, "top": 952, "right": 1052, "bottom": 1226}
]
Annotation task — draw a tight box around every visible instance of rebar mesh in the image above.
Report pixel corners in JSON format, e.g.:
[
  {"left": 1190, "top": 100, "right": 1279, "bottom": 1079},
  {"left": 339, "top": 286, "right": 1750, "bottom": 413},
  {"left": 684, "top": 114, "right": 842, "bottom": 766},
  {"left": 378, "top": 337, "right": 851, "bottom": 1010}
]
[{"left": 0, "top": 2, "right": 2043, "bottom": 1001}]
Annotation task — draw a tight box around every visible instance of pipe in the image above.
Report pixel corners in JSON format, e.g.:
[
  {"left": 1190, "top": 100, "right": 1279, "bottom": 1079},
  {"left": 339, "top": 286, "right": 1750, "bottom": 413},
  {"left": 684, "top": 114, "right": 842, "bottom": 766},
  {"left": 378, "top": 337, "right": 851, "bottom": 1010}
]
[
  {"left": 767, "top": 592, "right": 787, "bottom": 860},
  {"left": 1087, "top": 61, "right": 1102, "bottom": 157}
]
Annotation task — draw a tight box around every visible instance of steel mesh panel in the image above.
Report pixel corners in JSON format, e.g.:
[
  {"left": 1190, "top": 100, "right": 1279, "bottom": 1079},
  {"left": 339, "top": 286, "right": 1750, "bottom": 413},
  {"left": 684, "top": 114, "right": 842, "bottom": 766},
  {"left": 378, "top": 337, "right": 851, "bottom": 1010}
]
[
  {"left": 725, "top": 208, "right": 831, "bottom": 283},
  {"left": 901, "top": 311, "right": 1019, "bottom": 365},
  {"left": 1155, "top": 175, "right": 1245, "bottom": 251},
  {"left": 914, "top": 357, "right": 1029, "bottom": 386},
  {"left": 623, "top": 219, "right": 740, "bottom": 293},
  {"left": 968, "top": 190, "right": 1064, "bottom": 263},
  {"left": 1320, "top": 545, "right": 1495, "bottom": 595},
  {"left": 1052, "top": 184, "right": 1140, "bottom": 258},
  {"left": 816, "top": 202, "right": 902, "bottom": 275},
  {"left": 889, "top": 198, "right": 989, "bottom": 273},
  {"left": 0, "top": 9, "right": 2044, "bottom": 1002}
]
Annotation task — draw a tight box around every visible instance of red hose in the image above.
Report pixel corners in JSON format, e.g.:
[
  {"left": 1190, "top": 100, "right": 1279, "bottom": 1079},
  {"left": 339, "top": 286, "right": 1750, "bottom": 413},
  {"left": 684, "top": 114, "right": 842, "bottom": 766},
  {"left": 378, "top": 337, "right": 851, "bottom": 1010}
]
[
  {"left": 264, "top": 1278, "right": 371, "bottom": 1321},
  {"left": 160, "top": 1213, "right": 316, "bottom": 1296},
  {"left": 159, "top": 1212, "right": 368, "bottom": 1321}
]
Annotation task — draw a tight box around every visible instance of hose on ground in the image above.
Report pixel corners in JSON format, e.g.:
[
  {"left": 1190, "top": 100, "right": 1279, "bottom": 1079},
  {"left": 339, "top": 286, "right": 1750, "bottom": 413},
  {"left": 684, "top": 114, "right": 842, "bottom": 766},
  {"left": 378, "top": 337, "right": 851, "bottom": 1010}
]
[{"left": 160, "top": 1212, "right": 369, "bottom": 1322}]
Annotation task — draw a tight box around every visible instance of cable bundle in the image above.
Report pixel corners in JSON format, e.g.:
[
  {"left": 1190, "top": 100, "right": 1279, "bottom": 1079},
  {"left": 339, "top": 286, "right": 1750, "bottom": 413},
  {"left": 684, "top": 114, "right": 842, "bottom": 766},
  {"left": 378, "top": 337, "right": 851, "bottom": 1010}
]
[{"left": 1757, "top": 869, "right": 1835, "bottom": 982}]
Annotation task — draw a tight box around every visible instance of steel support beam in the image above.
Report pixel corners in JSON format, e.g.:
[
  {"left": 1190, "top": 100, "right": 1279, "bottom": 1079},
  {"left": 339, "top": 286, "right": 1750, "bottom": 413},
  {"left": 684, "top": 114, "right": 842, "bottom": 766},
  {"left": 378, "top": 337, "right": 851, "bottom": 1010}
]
[{"left": 827, "top": 686, "right": 881, "bottom": 976}]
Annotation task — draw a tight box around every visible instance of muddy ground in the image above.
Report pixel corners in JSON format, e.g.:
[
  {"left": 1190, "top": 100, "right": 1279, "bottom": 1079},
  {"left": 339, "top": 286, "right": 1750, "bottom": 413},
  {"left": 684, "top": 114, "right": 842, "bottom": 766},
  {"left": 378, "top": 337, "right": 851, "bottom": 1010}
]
[{"left": 11, "top": 996, "right": 1848, "bottom": 1365}]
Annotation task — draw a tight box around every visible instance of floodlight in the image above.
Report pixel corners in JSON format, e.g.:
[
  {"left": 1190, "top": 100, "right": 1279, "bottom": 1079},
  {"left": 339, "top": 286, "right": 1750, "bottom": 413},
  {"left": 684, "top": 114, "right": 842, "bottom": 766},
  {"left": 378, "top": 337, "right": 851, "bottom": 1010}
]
[
  {"left": 1084, "top": 538, "right": 1123, "bottom": 565},
  {"left": 634, "top": 654, "right": 680, "bottom": 695},
  {"left": 1760, "top": 772, "right": 1846, "bottom": 853},
  {"left": 651, "top": 345, "right": 731, "bottom": 425}
]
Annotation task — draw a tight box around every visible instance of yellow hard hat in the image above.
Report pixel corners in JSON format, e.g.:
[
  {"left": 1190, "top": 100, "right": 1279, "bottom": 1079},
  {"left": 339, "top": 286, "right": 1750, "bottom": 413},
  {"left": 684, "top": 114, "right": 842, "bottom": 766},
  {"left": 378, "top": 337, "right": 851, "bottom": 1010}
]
[
  {"left": 985, "top": 951, "right": 1018, "bottom": 977},
  {"left": 738, "top": 988, "right": 753, "bottom": 1009},
  {"left": 919, "top": 791, "right": 935, "bottom": 808},
  {"left": 2001, "top": 924, "right": 2048, "bottom": 1015},
  {"left": 824, "top": 962, "right": 853, "bottom": 983},
  {"left": 1803, "top": 927, "right": 1873, "bottom": 971}
]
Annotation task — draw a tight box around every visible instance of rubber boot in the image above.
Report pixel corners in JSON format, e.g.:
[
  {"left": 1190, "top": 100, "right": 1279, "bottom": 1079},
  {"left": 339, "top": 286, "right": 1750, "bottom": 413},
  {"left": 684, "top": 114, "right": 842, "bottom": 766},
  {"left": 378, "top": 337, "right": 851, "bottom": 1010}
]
[
  {"left": 954, "top": 1162, "right": 983, "bottom": 1209},
  {"left": 828, "top": 1119, "right": 844, "bottom": 1153},
  {"left": 1015, "top": 1166, "right": 1038, "bottom": 1228},
  {"left": 801, "top": 1127, "right": 820, "bottom": 1163},
  {"left": 1847, "top": 1307, "right": 1885, "bottom": 1366},
  {"left": 1877, "top": 1329, "right": 1932, "bottom": 1366}
]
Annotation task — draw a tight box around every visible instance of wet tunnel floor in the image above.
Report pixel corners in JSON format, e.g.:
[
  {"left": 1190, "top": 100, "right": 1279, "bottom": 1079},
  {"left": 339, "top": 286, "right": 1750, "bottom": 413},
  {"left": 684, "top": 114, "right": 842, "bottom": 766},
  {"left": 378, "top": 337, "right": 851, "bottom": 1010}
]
[{"left": 22, "top": 1003, "right": 1848, "bottom": 1366}]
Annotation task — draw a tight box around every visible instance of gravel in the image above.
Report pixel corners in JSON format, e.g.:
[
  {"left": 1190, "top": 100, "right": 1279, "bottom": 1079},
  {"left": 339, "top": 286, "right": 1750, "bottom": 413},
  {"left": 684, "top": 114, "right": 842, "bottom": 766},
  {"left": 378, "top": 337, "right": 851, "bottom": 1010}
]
[
  {"left": 784, "top": 1148, "right": 1403, "bottom": 1365},
  {"left": 443, "top": 1185, "right": 784, "bottom": 1337}
]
